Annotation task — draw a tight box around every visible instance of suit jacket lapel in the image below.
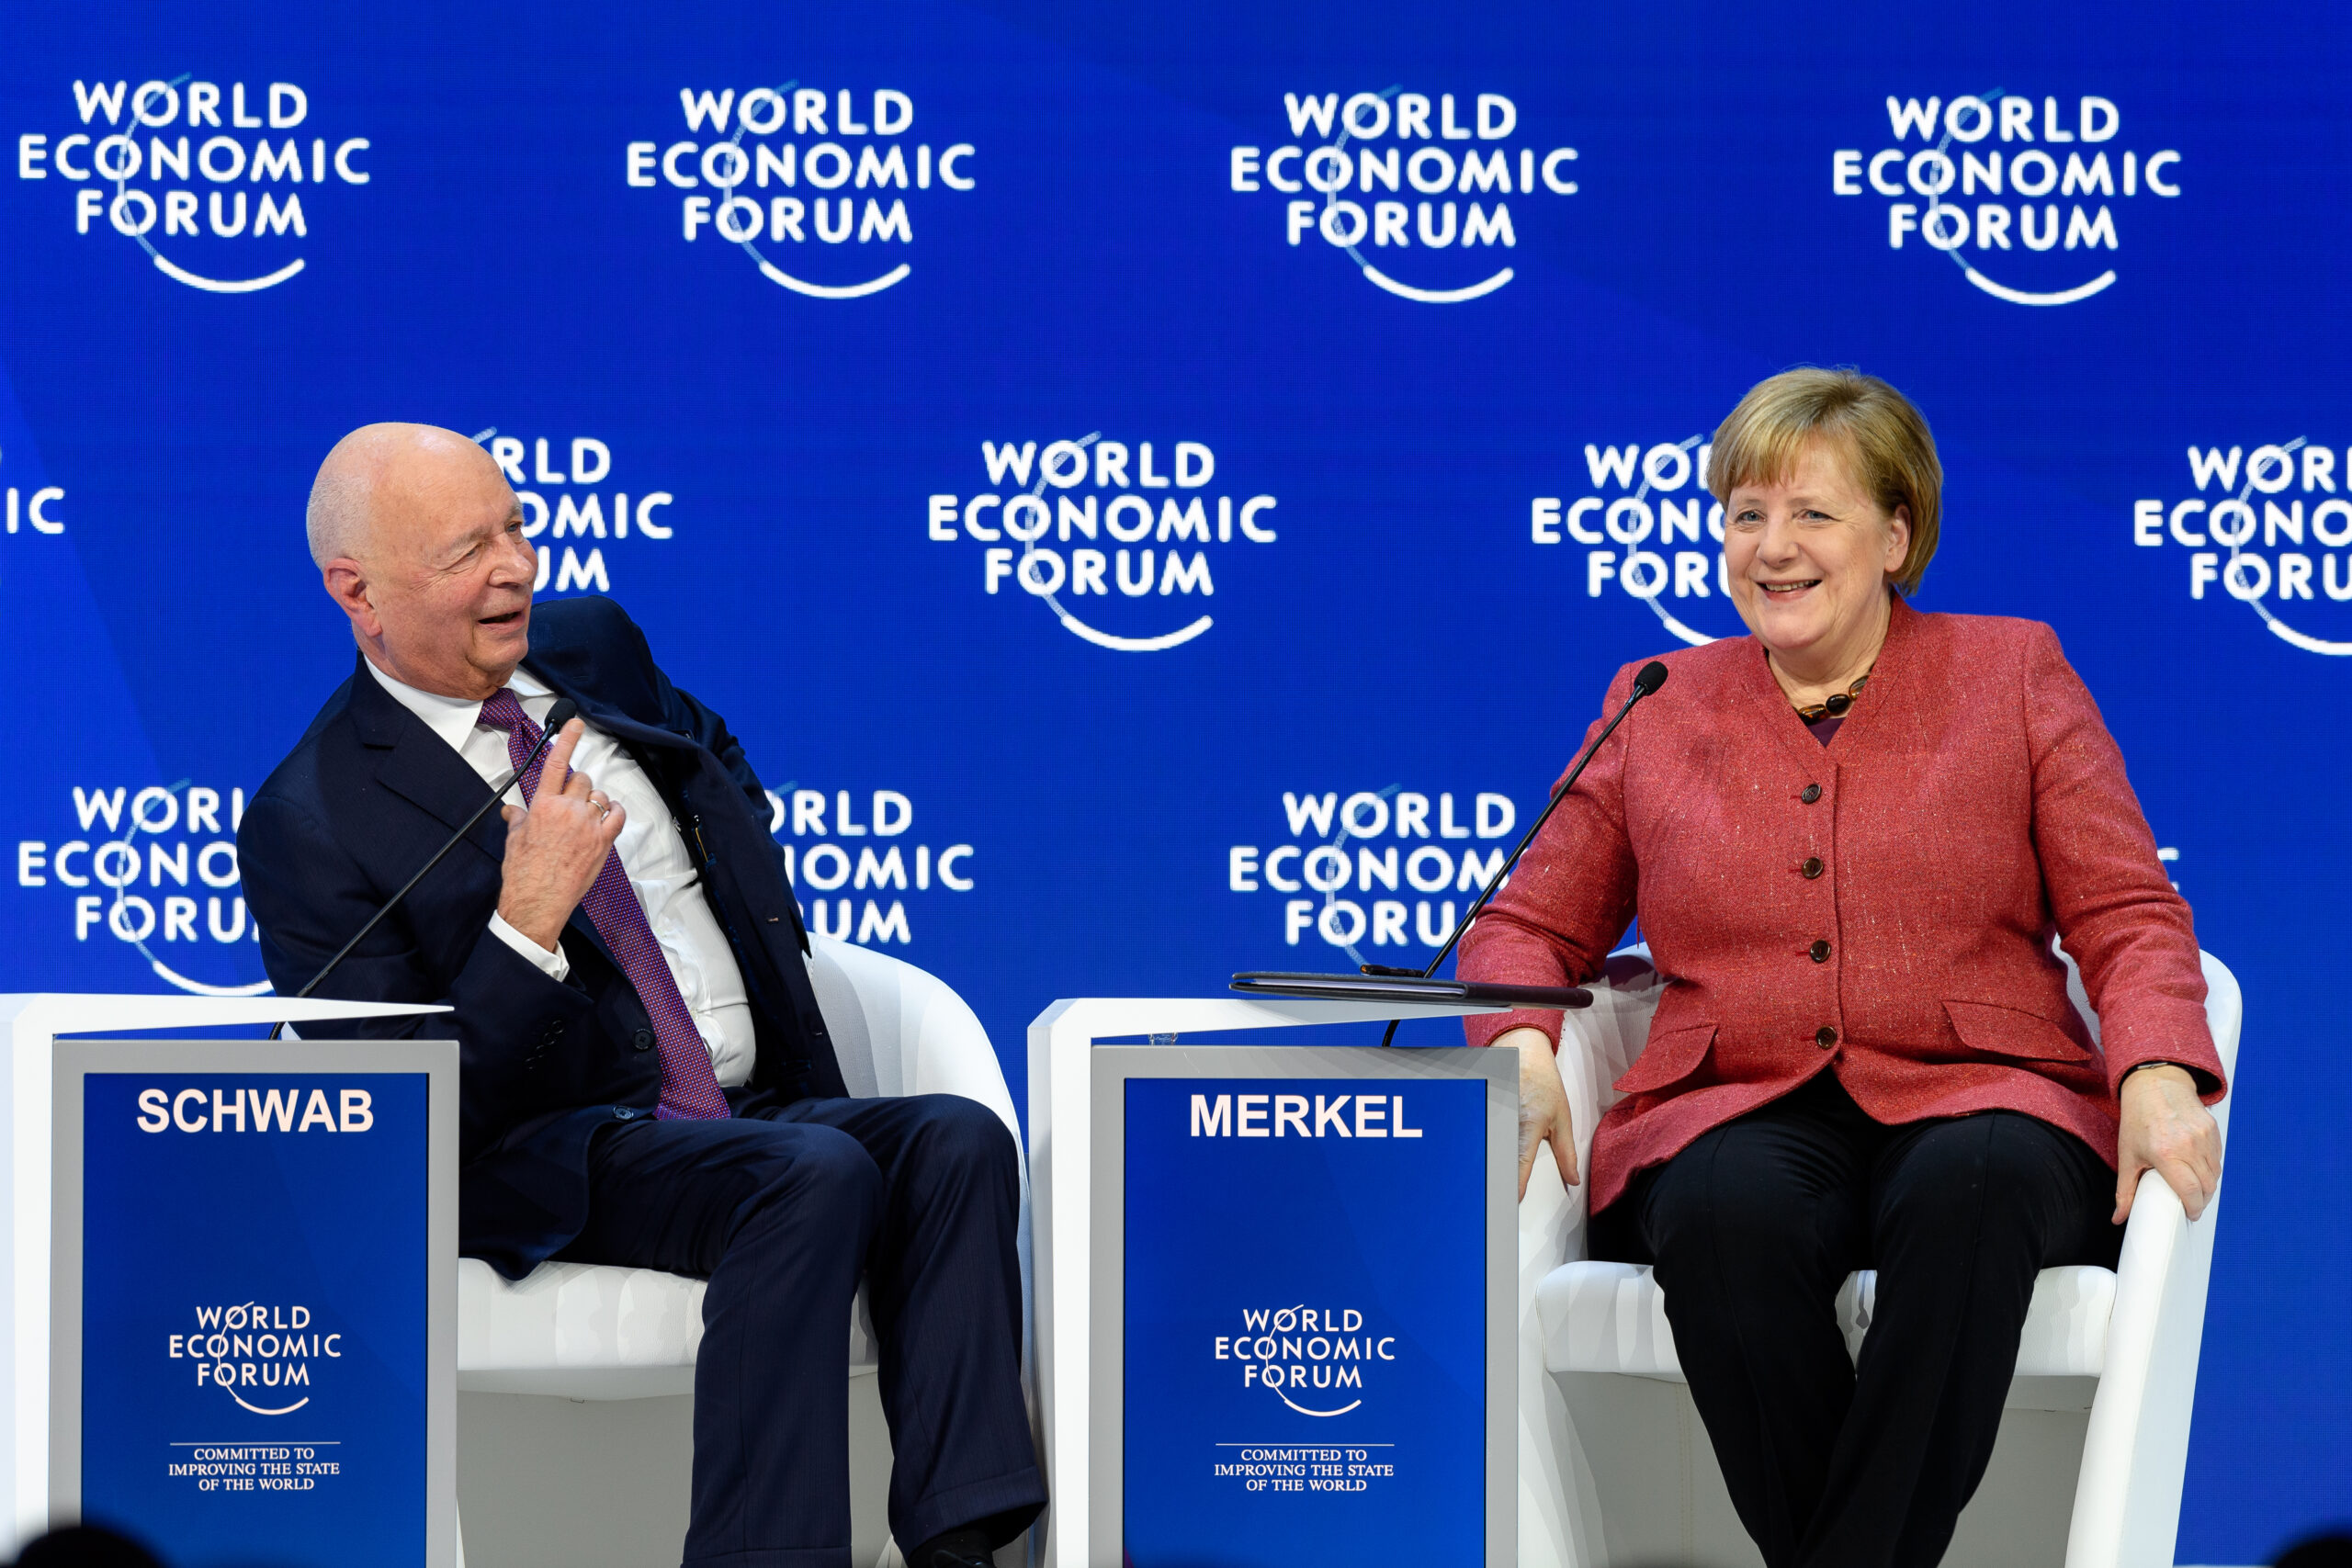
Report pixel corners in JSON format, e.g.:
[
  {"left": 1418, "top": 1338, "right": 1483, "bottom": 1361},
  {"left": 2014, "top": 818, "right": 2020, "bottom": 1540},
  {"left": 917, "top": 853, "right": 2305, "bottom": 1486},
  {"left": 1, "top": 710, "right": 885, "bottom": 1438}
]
[
  {"left": 522, "top": 655, "right": 697, "bottom": 757},
  {"left": 351, "top": 657, "right": 514, "bottom": 866},
  {"left": 1816, "top": 593, "right": 1917, "bottom": 759},
  {"left": 1737, "top": 593, "right": 1920, "bottom": 773},
  {"left": 352, "top": 654, "right": 626, "bottom": 975},
  {"left": 1734, "top": 632, "right": 1834, "bottom": 774}
]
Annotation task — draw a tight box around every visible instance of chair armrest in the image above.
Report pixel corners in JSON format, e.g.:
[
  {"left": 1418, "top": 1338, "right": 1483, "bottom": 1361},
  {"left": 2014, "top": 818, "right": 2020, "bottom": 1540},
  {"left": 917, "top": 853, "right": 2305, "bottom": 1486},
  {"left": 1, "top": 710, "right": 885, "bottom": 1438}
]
[
  {"left": 1544, "top": 948, "right": 1665, "bottom": 1258},
  {"left": 2064, "top": 949, "right": 2239, "bottom": 1567},
  {"left": 2066, "top": 1169, "right": 2218, "bottom": 1568},
  {"left": 1517, "top": 955, "right": 1662, "bottom": 1568},
  {"left": 805, "top": 933, "right": 1019, "bottom": 1147}
]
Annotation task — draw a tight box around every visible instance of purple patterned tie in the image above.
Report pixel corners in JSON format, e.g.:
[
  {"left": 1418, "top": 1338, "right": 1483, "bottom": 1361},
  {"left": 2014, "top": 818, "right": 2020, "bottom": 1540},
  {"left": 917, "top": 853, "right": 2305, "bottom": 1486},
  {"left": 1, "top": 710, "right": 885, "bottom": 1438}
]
[{"left": 478, "top": 688, "right": 731, "bottom": 1121}]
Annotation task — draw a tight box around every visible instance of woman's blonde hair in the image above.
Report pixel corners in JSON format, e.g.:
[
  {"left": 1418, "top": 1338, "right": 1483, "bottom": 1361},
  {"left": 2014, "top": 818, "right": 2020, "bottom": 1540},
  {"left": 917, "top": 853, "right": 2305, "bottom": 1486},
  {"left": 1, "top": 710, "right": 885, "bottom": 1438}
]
[{"left": 1707, "top": 367, "right": 1941, "bottom": 594}]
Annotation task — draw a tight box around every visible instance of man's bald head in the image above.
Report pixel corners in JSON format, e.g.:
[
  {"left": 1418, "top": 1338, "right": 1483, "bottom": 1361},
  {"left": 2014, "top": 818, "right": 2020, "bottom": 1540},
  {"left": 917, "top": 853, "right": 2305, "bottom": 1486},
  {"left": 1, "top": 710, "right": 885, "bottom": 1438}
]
[
  {"left": 306, "top": 422, "right": 504, "bottom": 567},
  {"left": 310, "top": 421, "right": 538, "bottom": 700}
]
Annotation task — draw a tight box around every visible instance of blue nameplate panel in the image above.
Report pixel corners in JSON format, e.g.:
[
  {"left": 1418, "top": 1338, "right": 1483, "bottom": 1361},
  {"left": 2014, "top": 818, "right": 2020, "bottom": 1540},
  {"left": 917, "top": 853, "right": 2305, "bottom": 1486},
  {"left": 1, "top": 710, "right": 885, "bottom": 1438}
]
[
  {"left": 79, "top": 1073, "right": 429, "bottom": 1568},
  {"left": 1123, "top": 1076, "right": 1486, "bottom": 1567}
]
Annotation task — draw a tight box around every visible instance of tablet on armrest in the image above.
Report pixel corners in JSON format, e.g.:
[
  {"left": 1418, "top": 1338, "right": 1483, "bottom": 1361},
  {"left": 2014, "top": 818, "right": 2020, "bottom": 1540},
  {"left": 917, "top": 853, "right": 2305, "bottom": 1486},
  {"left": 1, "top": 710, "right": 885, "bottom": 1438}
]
[{"left": 1229, "top": 970, "right": 1593, "bottom": 1010}]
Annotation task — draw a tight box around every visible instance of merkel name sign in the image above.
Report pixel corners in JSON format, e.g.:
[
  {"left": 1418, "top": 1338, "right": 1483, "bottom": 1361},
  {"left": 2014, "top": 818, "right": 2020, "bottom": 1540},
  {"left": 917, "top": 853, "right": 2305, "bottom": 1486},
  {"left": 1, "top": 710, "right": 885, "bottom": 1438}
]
[{"left": 1123, "top": 1073, "right": 1489, "bottom": 1568}]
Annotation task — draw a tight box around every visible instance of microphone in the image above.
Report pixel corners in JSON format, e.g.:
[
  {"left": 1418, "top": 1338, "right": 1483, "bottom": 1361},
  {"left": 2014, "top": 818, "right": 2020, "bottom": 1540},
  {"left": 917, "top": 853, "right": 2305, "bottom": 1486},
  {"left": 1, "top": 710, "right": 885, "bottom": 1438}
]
[
  {"left": 1374, "top": 660, "right": 1668, "bottom": 1045},
  {"left": 266, "top": 696, "right": 581, "bottom": 1039}
]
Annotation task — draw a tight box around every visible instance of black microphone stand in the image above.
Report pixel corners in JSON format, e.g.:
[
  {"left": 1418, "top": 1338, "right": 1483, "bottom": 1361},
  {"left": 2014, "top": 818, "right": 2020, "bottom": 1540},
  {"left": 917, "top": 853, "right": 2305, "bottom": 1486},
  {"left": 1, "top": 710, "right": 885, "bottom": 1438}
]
[{"left": 1374, "top": 662, "right": 1668, "bottom": 1046}]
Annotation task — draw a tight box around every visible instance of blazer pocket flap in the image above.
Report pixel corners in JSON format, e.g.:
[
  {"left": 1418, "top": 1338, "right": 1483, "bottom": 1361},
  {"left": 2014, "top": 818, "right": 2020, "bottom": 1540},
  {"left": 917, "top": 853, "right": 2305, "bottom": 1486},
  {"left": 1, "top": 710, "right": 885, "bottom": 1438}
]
[
  {"left": 1943, "top": 999, "right": 2094, "bottom": 1064},
  {"left": 1613, "top": 1021, "right": 1718, "bottom": 1096}
]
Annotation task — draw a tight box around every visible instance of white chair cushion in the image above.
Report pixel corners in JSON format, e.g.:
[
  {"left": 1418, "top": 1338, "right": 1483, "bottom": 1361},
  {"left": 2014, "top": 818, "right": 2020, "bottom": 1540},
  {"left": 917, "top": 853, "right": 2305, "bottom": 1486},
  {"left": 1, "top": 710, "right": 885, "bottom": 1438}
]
[
  {"left": 457, "top": 1258, "right": 876, "bottom": 1398},
  {"left": 1537, "top": 1260, "right": 2114, "bottom": 1381},
  {"left": 448, "top": 938, "right": 1011, "bottom": 1401}
]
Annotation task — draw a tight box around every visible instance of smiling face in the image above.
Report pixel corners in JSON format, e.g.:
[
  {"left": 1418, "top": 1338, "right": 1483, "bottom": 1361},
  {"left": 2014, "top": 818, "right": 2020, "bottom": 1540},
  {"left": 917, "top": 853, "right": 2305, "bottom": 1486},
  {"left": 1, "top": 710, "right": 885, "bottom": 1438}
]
[
  {"left": 1723, "top": 434, "right": 1913, "bottom": 676},
  {"left": 314, "top": 426, "right": 537, "bottom": 700}
]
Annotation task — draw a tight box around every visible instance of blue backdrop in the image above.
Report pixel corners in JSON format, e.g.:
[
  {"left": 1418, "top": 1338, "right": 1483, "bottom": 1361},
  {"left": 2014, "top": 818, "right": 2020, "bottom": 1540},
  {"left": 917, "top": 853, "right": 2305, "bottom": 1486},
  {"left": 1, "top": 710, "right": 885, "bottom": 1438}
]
[{"left": 1, "top": 3, "right": 2342, "bottom": 1556}]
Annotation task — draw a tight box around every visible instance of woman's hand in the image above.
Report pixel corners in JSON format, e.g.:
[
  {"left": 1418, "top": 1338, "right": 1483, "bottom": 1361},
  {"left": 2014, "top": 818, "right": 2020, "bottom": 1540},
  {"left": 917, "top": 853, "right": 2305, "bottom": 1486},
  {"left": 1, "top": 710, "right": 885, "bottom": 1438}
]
[
  {"left": 1499, "top": 1026, "right": 1578, "bottom": 1201},
  {"left": 2114, "top": 1064, "right": 2222, "bottom": 1224}
]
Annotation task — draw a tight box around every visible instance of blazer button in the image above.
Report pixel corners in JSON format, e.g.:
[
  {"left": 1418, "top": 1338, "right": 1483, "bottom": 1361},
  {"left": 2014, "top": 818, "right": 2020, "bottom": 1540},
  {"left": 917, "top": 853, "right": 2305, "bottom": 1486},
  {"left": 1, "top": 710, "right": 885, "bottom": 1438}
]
[
  {"left": 1801, "top": 784, "right": 1822, "bottom": 804},
  {"left": 631, "top": 1028, "right": 656, "bottom": 1052},
  {"left": 1809, "top": 939, "right": 1831, "bottom": 962},
  {"left": 1802, "top": 856, "right": 1824, "bottom": 879},
  {"left": 1816, "top": 1026, "right": 1838, "bottom": 1048}
]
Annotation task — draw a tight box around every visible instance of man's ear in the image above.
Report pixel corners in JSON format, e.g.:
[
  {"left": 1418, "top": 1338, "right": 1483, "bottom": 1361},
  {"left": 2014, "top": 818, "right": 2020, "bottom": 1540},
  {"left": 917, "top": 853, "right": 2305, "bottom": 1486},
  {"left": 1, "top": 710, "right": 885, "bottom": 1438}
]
[{"left": 322, "top": 558, "right": 383, "bottom": 641}]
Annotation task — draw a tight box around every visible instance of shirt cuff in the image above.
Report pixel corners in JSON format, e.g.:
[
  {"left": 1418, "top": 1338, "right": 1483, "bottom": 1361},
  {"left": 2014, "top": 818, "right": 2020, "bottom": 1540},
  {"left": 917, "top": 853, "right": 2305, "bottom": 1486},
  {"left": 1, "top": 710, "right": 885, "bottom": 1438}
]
[{"left": 489, "top": 912, "right": 570, "bottom": 981}]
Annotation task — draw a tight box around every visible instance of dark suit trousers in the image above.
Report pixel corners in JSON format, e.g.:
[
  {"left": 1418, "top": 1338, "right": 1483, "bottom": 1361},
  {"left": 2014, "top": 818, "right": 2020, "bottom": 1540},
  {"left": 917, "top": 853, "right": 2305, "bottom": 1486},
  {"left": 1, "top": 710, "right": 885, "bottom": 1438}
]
[
  {"left": 1591, "top": 1071, "right": 2119, "bottom": 1568},
  {"left": 556, "top": 1092, "right": 1046, "bottom": 1567}
]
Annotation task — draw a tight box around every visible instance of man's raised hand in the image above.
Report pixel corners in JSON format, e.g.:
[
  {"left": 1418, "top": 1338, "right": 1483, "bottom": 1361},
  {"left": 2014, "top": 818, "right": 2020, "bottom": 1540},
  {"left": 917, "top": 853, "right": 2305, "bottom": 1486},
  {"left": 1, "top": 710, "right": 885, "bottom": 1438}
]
[{"left": 495, "top": 719, "right": 625, "bottom": 950}]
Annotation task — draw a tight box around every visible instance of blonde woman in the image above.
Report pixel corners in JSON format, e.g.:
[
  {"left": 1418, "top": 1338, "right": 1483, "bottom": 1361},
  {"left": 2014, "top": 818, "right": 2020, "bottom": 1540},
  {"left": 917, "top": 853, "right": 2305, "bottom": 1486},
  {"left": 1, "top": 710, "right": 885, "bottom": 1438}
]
[{"left": 1464, "top": 369, "right": 2224, "bottom": 1567}]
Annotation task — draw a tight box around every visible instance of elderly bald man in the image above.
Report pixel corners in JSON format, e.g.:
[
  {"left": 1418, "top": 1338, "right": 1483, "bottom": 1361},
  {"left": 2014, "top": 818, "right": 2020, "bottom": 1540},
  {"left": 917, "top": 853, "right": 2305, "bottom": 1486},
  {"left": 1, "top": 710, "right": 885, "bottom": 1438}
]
[{"left": 240, "top": 424, "right": 1044, "bottom": 1568}]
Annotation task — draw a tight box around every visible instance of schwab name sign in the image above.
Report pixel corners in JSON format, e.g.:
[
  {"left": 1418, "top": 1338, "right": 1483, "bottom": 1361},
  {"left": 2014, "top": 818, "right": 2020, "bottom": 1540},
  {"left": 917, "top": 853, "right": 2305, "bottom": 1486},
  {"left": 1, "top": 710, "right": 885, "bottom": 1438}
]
[{"left": 50, "top": 1041, "right": 457, "bottom": 1568}]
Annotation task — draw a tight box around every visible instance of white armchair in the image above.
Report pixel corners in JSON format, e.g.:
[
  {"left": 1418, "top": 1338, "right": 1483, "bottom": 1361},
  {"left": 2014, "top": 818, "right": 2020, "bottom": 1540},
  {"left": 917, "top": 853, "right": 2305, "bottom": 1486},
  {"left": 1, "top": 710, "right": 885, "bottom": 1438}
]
[
  {"left": 451, "top": 934, "right": 1027, "bottom": 1568},
  {"left": 1515, "top": 947, "right": 2241, "bottom": 1568}
]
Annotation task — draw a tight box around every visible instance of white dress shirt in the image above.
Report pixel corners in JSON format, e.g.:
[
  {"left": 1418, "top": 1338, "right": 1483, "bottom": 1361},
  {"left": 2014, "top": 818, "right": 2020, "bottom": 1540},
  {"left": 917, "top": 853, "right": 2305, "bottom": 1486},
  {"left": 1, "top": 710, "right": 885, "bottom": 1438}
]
[{"left": 366, "top": 660, "right": 759, "bottom": 1087}]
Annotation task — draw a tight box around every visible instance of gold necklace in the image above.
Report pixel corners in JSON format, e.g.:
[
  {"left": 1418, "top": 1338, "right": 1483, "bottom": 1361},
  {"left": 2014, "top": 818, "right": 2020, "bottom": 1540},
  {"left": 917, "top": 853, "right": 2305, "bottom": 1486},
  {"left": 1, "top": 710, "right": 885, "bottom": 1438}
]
[{"left": 1792, "top": 670, "right": 1872, "bottom": 723}]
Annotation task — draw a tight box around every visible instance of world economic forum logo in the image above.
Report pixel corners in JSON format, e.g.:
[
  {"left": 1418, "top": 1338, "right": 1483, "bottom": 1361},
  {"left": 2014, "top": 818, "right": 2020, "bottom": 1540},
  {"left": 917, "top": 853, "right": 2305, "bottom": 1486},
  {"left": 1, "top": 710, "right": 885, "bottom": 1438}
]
[
  {"left": 771, "top": 784, "right": 978, "bottom": 948},
  {"left": 1227, "top": 786, "right": 1517, "bottom": 963},
  {"left": 16, "top": 76, "right": 369, "bottom": 293},
  {"left": 925, "top": 434, "right": 1277, "bottom": 651},
  {"left": 167, "top": 1295, "right": 343, "bottom": 1418},
  {"left": 626, "top": 84, "right": 974, "bottom": 299},
  {"left": 1529, "top": 434, "right": 1743, "bottom": 646},
  {"left": 17, "top": 783, "right": 266, "bottom": 996},
  {"left": 473, "top": 426, "right": 680, "bottom": 599},
  {"left": 1831, "top": 92, "right": 2181, "bottom": 307},
  {"left": 2132, "top": 439, "right": 2352, "bottom": 656},
  {"left": 1228, "top": 90, "right": 1578, "bottom": 304},
  {"left": 1212, "top": 1300, "right": 1396, "bottom": 1421}
]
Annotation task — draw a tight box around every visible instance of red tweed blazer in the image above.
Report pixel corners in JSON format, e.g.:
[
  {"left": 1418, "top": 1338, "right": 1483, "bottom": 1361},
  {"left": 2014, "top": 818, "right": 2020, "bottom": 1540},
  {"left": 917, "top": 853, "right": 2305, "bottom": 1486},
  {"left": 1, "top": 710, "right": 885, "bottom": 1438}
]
[{"left": 1460, "top": 598, "right": 2226, "bottom": 1215}]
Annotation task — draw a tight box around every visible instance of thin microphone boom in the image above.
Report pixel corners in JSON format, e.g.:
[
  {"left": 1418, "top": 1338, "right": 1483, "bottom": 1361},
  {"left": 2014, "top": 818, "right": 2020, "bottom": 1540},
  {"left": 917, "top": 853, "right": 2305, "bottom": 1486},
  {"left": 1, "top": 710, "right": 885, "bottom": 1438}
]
[
  {"left": 1374, "top": 660, "right": 1668, "bottom": 1046},
  {"left": 266, "top": 696, "right": 580, "bottom": 1040}
]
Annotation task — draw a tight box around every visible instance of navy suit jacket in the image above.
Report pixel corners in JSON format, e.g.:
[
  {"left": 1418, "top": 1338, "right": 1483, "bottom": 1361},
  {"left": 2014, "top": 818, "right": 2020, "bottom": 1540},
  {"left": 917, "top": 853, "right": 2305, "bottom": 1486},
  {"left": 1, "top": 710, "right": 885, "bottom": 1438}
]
[{"left": 240, "top": 596, "right": 846, "bottom": 1278}]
